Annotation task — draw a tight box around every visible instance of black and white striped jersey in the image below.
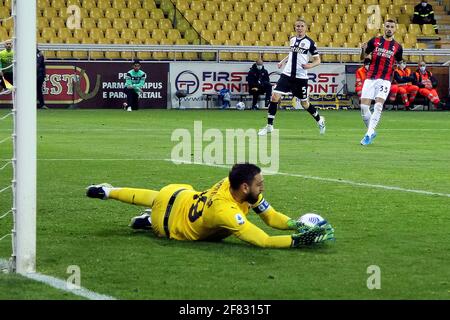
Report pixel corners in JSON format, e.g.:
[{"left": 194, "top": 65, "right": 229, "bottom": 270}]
[{"left": 282, "top": 35, "right": 319, "bottom": 80}]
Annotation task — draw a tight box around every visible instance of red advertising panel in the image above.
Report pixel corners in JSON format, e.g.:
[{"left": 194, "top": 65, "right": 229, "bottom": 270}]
[{"left": 0, "top": 61, "right": 169, "bottom": 109}]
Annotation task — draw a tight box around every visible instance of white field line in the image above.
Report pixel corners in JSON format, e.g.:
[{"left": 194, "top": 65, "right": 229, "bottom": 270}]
[
  {"left": 0, "top": 128, "right": 450, "bottom": 132},
  {"left": 165, "top": 159, "right": 450, "bottom": 198},
  {"left": 0, "top": 259, "right": 116, "bottom": 300}
]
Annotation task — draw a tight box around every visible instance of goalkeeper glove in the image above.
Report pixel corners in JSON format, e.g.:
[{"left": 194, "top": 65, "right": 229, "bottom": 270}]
[
  {"left": 291, "top": 223, "right": 335, "bottom": 247},
  {"left": 287, "top": 219, "right": 312, "bottom": 234}
]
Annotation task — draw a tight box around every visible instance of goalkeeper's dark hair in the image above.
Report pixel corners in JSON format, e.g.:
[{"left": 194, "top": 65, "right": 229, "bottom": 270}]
[{"left": 229, "top": 163, "right": 261, "bottom": 190}]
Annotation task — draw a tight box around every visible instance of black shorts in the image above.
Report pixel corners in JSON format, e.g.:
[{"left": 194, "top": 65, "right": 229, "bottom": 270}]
[{"left": 274, "top": 74, "right": 308, "bottom": 100}]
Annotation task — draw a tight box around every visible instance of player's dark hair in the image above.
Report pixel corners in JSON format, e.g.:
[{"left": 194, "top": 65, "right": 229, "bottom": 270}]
[
  {"left": 364, "top": 58, "right": 371, "bottom": 65},
  {"left": 229, "top": 163, "right": 261, "bottom": 190}
]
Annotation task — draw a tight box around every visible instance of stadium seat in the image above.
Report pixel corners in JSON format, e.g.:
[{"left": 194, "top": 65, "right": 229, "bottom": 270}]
[
  {"left": 49, "top": 17, "right": 65, "bottom": 29},
  {"left": 338, "top": 23, "right": 351, "bottom": 35},
  {"left": 105, "top": 28, "right": 120, "bottom": 40},
  {"left": 128, "top": 19, "right": 142, "bottom": 30},
  {"left": 198, "top": 11, "right": 212, "bottom": 23},
  {"left": 230, "top": 30, "right": 244, "bottom": 42},
  {"left": 272, "top": 13, "right": 285, "bottom": 25},
  {"left": 104, "top": 8, "right": 119, "bottom": 19},
  {"left": 277, "top": 3, "right": 290, "bottom": 15},
  {"left": 97, "top": 0, "right": 111, "bottom": 10},
  {"left": 266, "top": 22, "right": 279, "bottom": 33},
  {"left": 248, "top": 3, "right": 261, "bottom": 14},
  {"left": 222, "top": 21, "right": 235, "bottom": 33},
  {"left": 89, "top": 28, "right": 104, "bottom": 42},
  {"left": 346, "top": 4, "right": 359, "bottom": 16},
  {"left": 220, "top": 1, "right": 233, "bottom": 13},
  {"left": 200, "top": 29, "right": 214, "bottom": 42},
  {"left": 228, "top": 12, "right": 242, "bottom": 24},
  {"left": 351, "top": 0, "right": 364, "bottom": 5},
  {"left": 260, "top": 31, "right": 273, "bottom": 43},
  {"left": 112, "top": 0, "right": 126, "bottom": 9},
  {"left": 319, "top": 33, "right": 332, "bottom": 44},
  {"left": 352, "top": 24, "right": 366, "bottom": 35},
  {"left": 403, "top": 34, "right": 417, "bottom": 47},
  {"left": 81, "top": 0, "right": 96, "bottom": 10},
  {"left": 214, "top": 11, "right": 227, "bottom": 22},
  {"left": 215, "top": 30, "right": 229, "bottom": 43},
  {"left": 90, "top": 8, "right": 104, "bottom": 20},
  {"left": 143, "top": 18, "right": 157, "bottom": 30},
  {"left": 167, "top": 29, "right": 181, "bottom": 42},
  {"left": 41, "top": 27, "right": 57, "bottom": 42},
  {"left": 275, "top": 31, "right": 289, "bottom": 42},
  {"left": 313, "top": 13, "right": 327, "bottom": 24},
  {"left": 388, "top": 4, "right": 401, "bottom": 15},
  {"left": 262, "top": 3, "right": 275, "bottom": 14},
  {"left": 251, "top": 21, "right": 264, "bottom": 33},
  {"left": 113, "top": 18, "right": 127, "bottom": 30},
  {"left": 257, "top": 12, "right": 270, "bottom": 25},
  {"left": 42, "top": 8, "right": 58, "bottom": 19},
  {"left": 310, "top": 22, "right": 323, "bottom": 33},
  {"left": 120, "top": 8, "right": 134, "bottom": 19},
  {"left": 158, "top": 18, "right": 172, "bottom": 31},
  {"left": 245, "top": 31, "right": 258, "bottom": 43},
  {"left": 38, "top": 0, "right": 51, "bottom": 8},
  {"left": 175, "top": 0, "right": 189, "bottom": 11},
  {"left": 398, "top": 14, "right": 411, "bottom": 25},
  {"left": 143, "top": 0, "right": 156, "bottom": 10},
  {"left": 332, "top": 4, "right": 346, "bottom": 16},
  {"left": 37, "top": 17, "right": 49, "bottom": 30},
  {"left": 184, "top": 28, "right": 199, "bottom": 44},
  {"left": 135, "top": 28, "right": 149, "bottom": 42},
  {"left": 81, "top": 18, "right": 96, "bottom": 29},
  {"left": 234, "top": 2, "right": 247, "bottom": 14},
  {"left": 50, "top": 0, "right": 65, "bottom": 10},
  {"left": 319, "top": 4, "right": 332, "bottom": 15},
  {"left": 236, "top": 21, "right": 250, "bottom": 33},
  {"left": 248, "top": 52, "right": 261, "bottom": 62},
  {"left": 57, "top": 28, "right": 72, "bottom": 39},
  {"left": 192, "top": 20, "right": 205, "bottom": 32},
  {"left": 332, "top": 33, "right": 346, "bottom": 46},
  {"left": 150, "top": 9, "right": 165, "bottom": 20},
  {"left": 346, "top": 33, "right": 360, "bottom": 46},
  {"left": 127, "top": 0, "right": 141, "bottom": 10},
  {"left": 134, "top": 9, "right": 149, "bottom": 20},
  {"left": 408, "top": 24, "right": 422, "bottom": 36},
  {"left": 304, "top": 4, "right": 318, "bottom": 15},
  {"left": 204, "top": 1, "right": 218, "bottom": 13},
  {"left": 183, "top": 10, "right": 197, "bottom": 23},
  {"left": 190, "top": 0, "right": 203, "bottom": 11},
  {"left": 342, "top": 14, "right": 356, "bottom": 24},
  {"left": 207, "top": 20, "right": 221, "bottom": 33},
  {"left": 73, "top": 28, "right": 89, "bottom": 40},
  {"left": 291, "top": 3, "right": 303, "bottom": 16},
  {"left": 324, "top": 23, "right": 337, "bottom": 34},
  {"left": 97, "top": 18, "right": 111, "bottom": 30},
  {"left": 422, "top": 24, "right": 435, "bottom": 36},
  {"left": 243, "top": 12, "right": 256, "bottom": 24},
  {"left": 151, "top": 28, "right": 166, "bottom": 42}
]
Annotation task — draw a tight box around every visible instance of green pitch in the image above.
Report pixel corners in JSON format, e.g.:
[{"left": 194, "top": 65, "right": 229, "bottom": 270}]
[{"left": 0, "top": 109, "right": 449, "bottom": 299}]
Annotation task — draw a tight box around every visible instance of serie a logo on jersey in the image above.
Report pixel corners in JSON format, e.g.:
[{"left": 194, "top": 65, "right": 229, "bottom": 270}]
[{"left": 235, "top": 213, "right": 245, "bottom": 225}]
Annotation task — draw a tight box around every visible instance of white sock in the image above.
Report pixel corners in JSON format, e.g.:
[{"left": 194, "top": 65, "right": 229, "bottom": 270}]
[
  {"left": 360, "top": 104, "right": 371, "bottom": 128},
  {"left": 367, "top": 103, "right": 383, "bottom": 136}
]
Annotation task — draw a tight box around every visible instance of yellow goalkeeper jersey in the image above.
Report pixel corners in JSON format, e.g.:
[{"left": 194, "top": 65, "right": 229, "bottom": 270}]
[{"left": 154, "top": 178, "right": 294, "bottom": 248}]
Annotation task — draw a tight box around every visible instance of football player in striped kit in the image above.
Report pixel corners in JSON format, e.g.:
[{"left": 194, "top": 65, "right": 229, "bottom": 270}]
[
  {"left": 258, "top": 19, "right": 326, "bottom": 136},
  {"left": 359, "top": 19, "right": 403, "bottom": 145}
]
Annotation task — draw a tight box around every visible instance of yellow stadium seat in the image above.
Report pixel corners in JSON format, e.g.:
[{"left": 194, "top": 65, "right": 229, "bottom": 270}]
[
  {"left": 175, "top": 0, "right": 189, "bottom": 11},
  {"left": 351, "top": 0, "right": 364, "bottom": 5},
  {"left": 234, "top": 2, "right": 247, "bottom": 14},
  {"left": 135, "top": 9, "right": 149, "bottom": 20},
  {"left": 41, "top": 27, "right": 57, "bottom": 42},
  {"left": 127, "top": 0, "right": 141, "bottom": 9},
  {"left": 228, "top": 12, "right": 242, "bottom": 23},
  {"left": 214, "top": 11, "right": 227, "bottom": 22},
  {"left": 319, "top": 33, "right": 332, "bottom": 44},
  {"left": 398, "top": 14, "right": 411, "bottom": 25},
  {"left": 230, "top": 30, "right": 244, "bottom": 42},
  {"left": 251, "top": 21, "right": 264, "bottom": 33},
  {"left": 82, "top": 18, "right": 96, "bottom": 29},
  {"left": 324, "top": 23, "right": 337, "bottom": 34},
  {"left": 152, "top": 29, "right": 166, "bottom": 42},
  {"left": 42, "top": 8, "right": 58, "bottom": 19},
  {"left": 158, "top": 18, "right": 172, "bottom": 30},
  {"left": 183, "top": 10, "right": 197, "bottom": 23},
  {"left": 207, "top": 20, "right": 221, "bottom": 33},
  {"left": 105, "top": 28, "right": 120, "bottom": 40},
  {"left": 105, "top": 8, "right": 119, "bottom": 19},
  {"left": 357, "top": 14, "right": 369, "bottom": 25},
  {"left": 248, "top": 52, "right": 261, "bottom": 62},
  {"left": 332, "top": 4, "right": 345, "bottom": 16},
  {"left": 291, "top": 3, "right": 303, "bottom": 16},
  {"left": 200, "top": 29, "right": 214, "bottom": 42},
  {"left": 97, "top": 18, "right": 112, "bottom": 30},
  {"left": 90, "top": 8, "right": 103, "bottom": 20},
  {"left": 243, "top": 12, "right": 256, "bottom": 24},
  {"left": 347, "top": 33, "right": 360, "bottom": 46},
  {"left": 151, "top": 9, "right": 165, "bottom": 20},
  {"left": 192, "top": 20, "right": 205, "bottom": 32},
  {"left": 332, "top": 33, "right": 346, "bottom": 45},
  {"left": 403, "top": 34, "right": 417, "bottom": 46},
  {"left": 210, "top": 39, "right": 223, "bottom": 45},
  {"left": 328, "top": 15, "right": 341, "bottom": 24},
  {"left": 415, "top": 43, "right": 427, "bottom": 49},
  {"left": 222, "top": 21, "right": 235, "bottom": 33},
  {"left": 310, "top": 0, "right": 322, "bottom": 4},
  {"left": 342, "top": 14, "right": 356, "bottom": 24},
  {"left": 136, "top": 28, "right": 149, "bottom": 42},
  {"left": 313, "top": 13, "right": 327, "bottom": 24},
  {"left": 38, "top": 0, "right": 51, "bottom": 8},
  {"left": 272, "top": 13, "right": 285, "bottom": 25},
  {"left": 305, "top": 4, "right": 318, "bottom": 15},
  {"left": 204, "top": 1, "right": 218, "bottom": 13},
  {"left": 275, "top": 31, "right": 289, "bottom": 42},
  {"left": 198, "top": 11, "right": 212, "bottom": 22},
  {"left": 262, "top": 3, "right": 275, "bottom": 14},
  {"left": 112, "top": 0, "right": 126, "bottom": 9},
  {"left": 309, "top": 22, "right": 322, "bottom": 33},
  {"left": 285, "top": 13, "right": 298, "bottom": 24},
  {"left": 266, "top": 22, "right": 279, "bottom": 33},
  {"left": 82, "top": 0, "right": 96, "bottom": 10},
  {"left": 365, "top": 0, "right": 377, "bottom": 5},
  {"left": 277, "top": 3, "right": 290, "bottom": 15},
  {"left": 236, "top": 21, "right": 250, "bottom": 33},
  {"left": 97, "top": 0, "right": 111, "bottom": 10},
  {"left": 346, "top": 4, "right": 359, "bottom": 15},
  {"left": 245, "top": 31, "right": 258, "bottom": 43},
  {"left": 215, "top": 30, "right": 229, "bottom": 42},
  {"left": 89, "top": 28, "right": 104, "bottom": 42},
  {"left": 248, "top": 3, "right": 261, "bottom": 14},
  {"left": 360, "top": 33, "right": 374, "bottom": 44},
  {"left": 190, "top": 1, "right": 203, "bottom": 11},
  {"left": 167, "top": 29, "right": 181, "bottom": 42},
  {"left": 143, "top": 0, "right": 156, "bottom": 10},
  {"left": 403, "top": 4, "right": 414, "bottom": 15},
  {"left": 120, "top": 8, "right": 134, "bottom": 19},
  {"left": 143, "top": 18, "right": 157, "bottom": 30},
  {"left": 128, "top": 18, "right": 142, "bottom": 30},
  {"left": 56, "top": 49, "right": 73, "bottom": 59},
  {"left": 260, "top": 31, "right": 273, "bottom": 42},
  {"left": 319, "top": 4, "right": 332, "bottom": 15},
  {"left": 51, "top": 0, "right": 65, "bottom": 10},
  {"left": 338, "top": 23, "right": 351, "bottom": 34},
  {"left": 183, "top": 28, "right": 199, "bottom": 43},
  {"left": 37, "top": 17, "right": 49, "bottom": 30},
  {"left": 422, "top": 24, "right": 435, "bottom": 36},
  {"left": 57, "top": 28, "right": 72, "bottom": 39},
  {"left": 49, "top": 17, "right": 64, "bottom": 29},
  {"left": 73, "top": 28, "right": 88, "bottom": 40},
  {"left": 352, "top": 24, "right": 365, "bottom": 34},
  {"left": 220, "top": 2, "right": 233, "bottom": 12},
  {"left": 408, "top": 24, "right": 421, "bottom": 35},
  {"left": 2, "top": 16, "right": 13, "bottom": 30},
  {"left": 256, "top": 12, "right": 270, "bottom": 25},
  {"left": 113, "top": 18, "right": 127, "bottom": 30}
]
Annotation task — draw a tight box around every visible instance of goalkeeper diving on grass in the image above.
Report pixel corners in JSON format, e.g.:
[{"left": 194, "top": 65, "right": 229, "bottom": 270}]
[{"left": 86, "top": 163, "right": 334, "bottom": 248}]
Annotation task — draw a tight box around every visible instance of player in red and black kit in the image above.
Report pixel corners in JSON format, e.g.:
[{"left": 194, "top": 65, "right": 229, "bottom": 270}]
[{"left": 359, "top": 19, "right": 403, "bottom": 146}]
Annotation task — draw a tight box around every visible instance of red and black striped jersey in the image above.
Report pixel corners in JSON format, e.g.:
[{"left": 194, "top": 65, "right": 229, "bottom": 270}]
[{"left": 365, "top": 36, "right": 403, "bottom": 81}]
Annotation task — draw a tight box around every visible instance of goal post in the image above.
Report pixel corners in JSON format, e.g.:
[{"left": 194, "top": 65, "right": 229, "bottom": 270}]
[{"left": 12, "top": 0, "right": 37, "bottom": 274}]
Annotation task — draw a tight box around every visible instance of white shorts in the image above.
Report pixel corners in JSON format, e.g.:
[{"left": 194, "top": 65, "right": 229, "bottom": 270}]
[{"left": 361, "top": 79, "right": 391, "bottom": 101}]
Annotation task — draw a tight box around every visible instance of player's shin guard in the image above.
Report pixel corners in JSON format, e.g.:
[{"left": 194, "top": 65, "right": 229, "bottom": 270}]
[
  {"left": 367, "top": 103, "right": 383, "bottom": 136},
  {"left": 305, "top": 102, "right": 321, "bottom": 122},
  {"left": 109, "top": 188, "right": 159, "bottom": 207},
  {"left": 360, "top": 104, "right": 371, "bottom": 128},
  {"left": 267, "top": 101, "right": 278, "bottom": 125}
]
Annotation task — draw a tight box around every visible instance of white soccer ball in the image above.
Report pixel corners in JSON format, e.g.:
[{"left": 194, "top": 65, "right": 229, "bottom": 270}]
[
  {"left": 236, "top": 101, "right": 245, "bottom": 110},
  {"left": 298, "top": 213, "right": 326, "bottom": 228}
]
